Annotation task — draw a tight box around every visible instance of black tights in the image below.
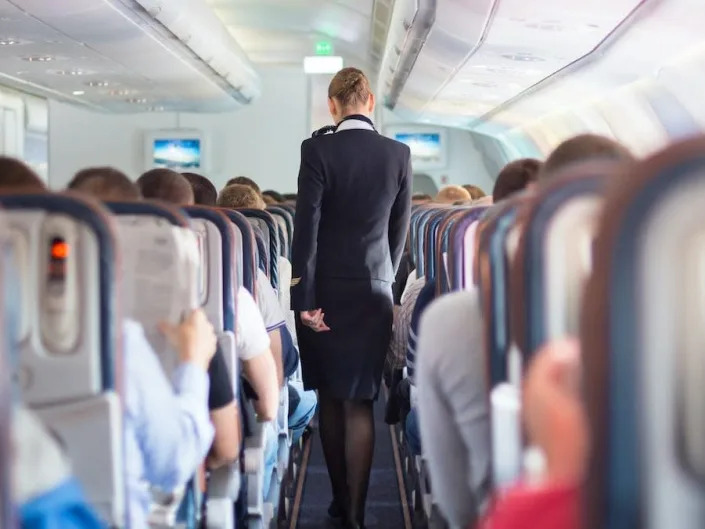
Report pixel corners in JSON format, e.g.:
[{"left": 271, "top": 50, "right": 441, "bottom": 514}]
[{"left": 318, "top": 391, "right": 375, "bottom": 527}]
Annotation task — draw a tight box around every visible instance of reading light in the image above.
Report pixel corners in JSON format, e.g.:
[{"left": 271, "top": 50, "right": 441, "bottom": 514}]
[
  {"left": 72, "top": 90, "right": 85, "bottom": 96},
  {"left": 304, "top": 56, "right": 343, "bottom": 74}
]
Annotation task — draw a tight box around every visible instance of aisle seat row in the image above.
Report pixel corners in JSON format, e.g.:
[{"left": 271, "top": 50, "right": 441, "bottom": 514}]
[
  {"left": 391, "top": 135, "right": 705, "bottom": 529},
  {"left": 0, "top": 186, "right": 303, "bottom": 529}
]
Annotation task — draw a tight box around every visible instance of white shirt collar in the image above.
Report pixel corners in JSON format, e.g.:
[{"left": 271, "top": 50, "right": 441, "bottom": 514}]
[{"left": 335, "top": 118, "right": 375, "bottom": 133}]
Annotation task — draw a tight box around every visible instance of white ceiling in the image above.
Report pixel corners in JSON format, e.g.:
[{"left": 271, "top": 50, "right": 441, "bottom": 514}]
[
  {"left": 0, "top": 0, "right": 256, "bottom": 112},
  {"left": 206, "top": 0, "right": 375, "bottom": 68}
]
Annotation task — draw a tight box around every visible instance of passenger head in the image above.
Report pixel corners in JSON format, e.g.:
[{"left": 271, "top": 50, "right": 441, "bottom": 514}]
[
  {"left": 182, "top": 172, "right": 217, "bottom": 206},
  {"left": 434, "top": 185, "right": 472, "bottom": 204},
  {"left": 262, "top": 190, "right": 284, "bottom": 204},
  {"left": 283, "top": 193, "right": 297, "bottom": 202},
  {"left": 0, "top": 157, "right": 46, "bottom": 191},
  {"left": 462, "top": 184, "right": 486, "bottom": 200},
  {"left": 328, "top": 67, "right": 374, "bottom": 123},
  {"left": 412, "top": 193, "right": 432, "bottom": 205},
  {"left": 541, "top": 134, "right": 634, "bottom": 179},
  {"left": 217, "top": 184, "right": 266, "bottom": 210},
  {"left": 137, "top": 168, "right": 194, "bottom": 205},
  {"left": 492, "top": 158, "right": 542, "bottom": 203},
  {"left": 68, "top": 167, "right": 141, "bottom": 201},
  {"left": 225, "top": 176, "right": 260, "bottom": 195}
]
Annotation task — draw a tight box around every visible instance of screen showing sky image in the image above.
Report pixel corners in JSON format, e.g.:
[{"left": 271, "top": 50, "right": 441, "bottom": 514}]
[
  {"left": 153, "top": 138, "right": 201, "bottom": 169},
  {"left": 395, "top": 133, "right": 442, "bottom": 163}
]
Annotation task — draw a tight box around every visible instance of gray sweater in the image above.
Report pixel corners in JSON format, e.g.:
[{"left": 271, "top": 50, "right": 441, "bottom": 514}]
[{"left": 416, "top": 290, "right": 492, "bottom": 529}]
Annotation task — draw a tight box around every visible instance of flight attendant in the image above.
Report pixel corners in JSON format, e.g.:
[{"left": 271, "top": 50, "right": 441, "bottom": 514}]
[{"left": 291, "top": 67, "right": 412, "bottom": 529}]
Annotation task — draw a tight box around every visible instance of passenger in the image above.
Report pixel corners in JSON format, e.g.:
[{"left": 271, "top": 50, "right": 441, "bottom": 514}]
[
  {"left": 541, "top": 133, "right": 634, "bottom": 178},
  {"left": 217, "top": 182, "right": 317, "bottom": 445},
  {"left": 217, "top": 184, "right": 267, "bottom": 210},
  {"left": 414, "top": 157, "right": 541, "bottom": 528},
  {"left": 262, "top": 190, "right": 285, "bottom": 204},
  {"left": 476, "top": 340, "right": 584, "bottom": 529},
  {"left": 463, "top": 184, "right": 486, "bottom": 200},
  {"left": 291, "top": 67, "right": 411, "bottom": 529},
  {"left": 67, "top": 167, "right": 141, "bottom": 201},
  {"left": 492, "top": 158, "right": 541, "bottom": 203},
  {"left": 68, "top": 169, "right": 241, "bottom": 471},
  {"left": 282, "top": 193, "right": 297, "bottom": 202},
  {"left": 183, "top": 172, "right": 217, "bottom": 206},
  {"left": 435, "top": 185, "right": 472, "bottom": 204},
  {"left": 225, "top": 176, "right": 261, "bottom": 195},
  {"left": 411, "top": 193, "right": 432, "bottom": 205},
  {"left": 0, "top": 157, "right": 46, "bottom": 191},
  {"left": 137, "top": 168, "right": 195, "bottom": 204}
]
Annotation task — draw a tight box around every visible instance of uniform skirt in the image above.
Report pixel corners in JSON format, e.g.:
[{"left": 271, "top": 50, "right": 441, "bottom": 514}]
[{"left": 296, "top": 277, "right": 393, "bottom": 400}]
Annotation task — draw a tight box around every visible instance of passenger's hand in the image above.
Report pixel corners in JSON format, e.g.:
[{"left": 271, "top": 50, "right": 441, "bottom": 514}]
[
  {"left": 523, "top": 338, "right": 588, "bottom": 483},
  {"left": 300, "top": 309, "right": 331, "bottom": 332},
  {"left": 159, "top": 309, "right": 217, "bottom": 372}
]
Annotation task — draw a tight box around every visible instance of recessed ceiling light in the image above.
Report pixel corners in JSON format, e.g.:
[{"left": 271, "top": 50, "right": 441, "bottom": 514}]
[
  {"left": 85, "top": 80, "right": 110, "bottom": 87},
  {"left": 0, "top": 38, "right": 21, "bottom": 46},
  {"left": 52, "top": 69, "right": 87, "bottom": 76},
  {"left": 22, "top": 55, "right": 54, "bottom": 62},
  {"left": 126, "top": 98, "right": 148, "bottom": 104},
  {"left": 109, "top": 89, "right": 134, "bottom": 96},
  {"left": 72, "top": 90, "right": 85, "bottom": 96},
  {"left": 148, "top": 106, "right": 165, "bottom": 112},
  {"left": 501, "top": 53, "right": 546, "bottom": 62}
]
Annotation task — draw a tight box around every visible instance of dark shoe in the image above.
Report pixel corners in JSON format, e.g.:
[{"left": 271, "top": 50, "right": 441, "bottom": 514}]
[{"left": 328, "top": 500, "right": 344, "bottom": 520}]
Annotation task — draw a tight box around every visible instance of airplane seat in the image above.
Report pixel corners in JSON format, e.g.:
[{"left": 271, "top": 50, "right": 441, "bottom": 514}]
[
  {"left": 0, "top": 220, "right": 16, "bottom": 528},
  {"left": 252, "top": 227, "right": 269, "bottom": 277},
  {"left": 219, "top": 209, "right": 271, "bottom": 528},
  {"left": 178, "top": 206, "right": 243, "bottom": 529},
  {"left": 0, "top": 192, "right": 125, "bottom": 526},
  {"left": 241, "top": 209, "right": 280, "bottom": 291},
  {"left": 266, "top": 206, "right": 293, "bottom": 260},
  {"left": 493, "top": 163, "right": 612, "bottom": 489},
  {"left": 447, "top": 207, "right": 489, "bottom": 291},
  {"left": 582, "top": 137, "right": 705, "bottom": 529},
  {"left": 106, "top": 202, "right": 203, "bottom": 528}
]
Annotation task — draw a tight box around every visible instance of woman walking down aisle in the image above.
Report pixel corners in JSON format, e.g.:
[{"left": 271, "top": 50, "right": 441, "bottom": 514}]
[{"left": 291, "top": 67, "right": 412, "bottom": 529}]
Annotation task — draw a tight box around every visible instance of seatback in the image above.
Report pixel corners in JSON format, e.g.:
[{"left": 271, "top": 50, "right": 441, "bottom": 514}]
[
  {"left": 221, "top": 209, "right": 257, "bottom": 296},
  {"left": 0, "top": 192, "right": 124, "bottom": 526},
  {"left": 0, "top": 218, "right": 15, "bottom": 529},
  {"left": 267, "top": 206, "right": 293, "bottom": 259},
  {"left": 182, "top": 206, "right": 240, "bottom": 529},
  {"left": 447, "top": 207, "right": 489, "bottom": 292},
  {"left": 512, "top": 162, "right": 612, "bottom": 364},
  {"left": 107, "top": 201, "right": 200, "bottom": 376},
  {"left": 413, "top": 207, "right": 439, "bottom": 277},
  {"left": 240, "top": 209, "right": 279, "bottom": 291},
  {"left": 252, "top": 226, "right": 268, "bottom": 276},
  {"left": 583, "top": 137, "right": 705, "bottom": 529},
  {"left": 423, "top": 208, "right": 451, "bottom": 281}
]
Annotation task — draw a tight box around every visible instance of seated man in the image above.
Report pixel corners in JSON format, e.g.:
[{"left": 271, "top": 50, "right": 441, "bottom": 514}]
[
  {"left": 137, "top": 168, "right": 195, "bottom": 204},
  {"left": 0, "top": 156, "right": 47, "bottom": 190},
  {"left": 463, "top": 184, "right": 486, "bottom": 200},
  {"left": 183, "top": 172, "right": 217, "bottom": 207},
  {"left": 69, "top": 167, "right": 241, "bottom": 471},
  {"left": 224, "top": 176, "right": 261, "bottom": 195},
  {"left": 435, "top": 185, "right": 472, "bottom": 204},
  {"left": 217, "top": 182, "right": 317, "bottom": 445}
]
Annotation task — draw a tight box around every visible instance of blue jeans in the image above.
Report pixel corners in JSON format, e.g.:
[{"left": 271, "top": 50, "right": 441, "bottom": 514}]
[
  {"left": 405, "top": 407, "right": 422, "bottom": 456},
  {"left": 288, "top": 382, "right": 317, "bottom": 444},
  {"left": 262, "top": 423, "right": 278, "bottom": 500}
]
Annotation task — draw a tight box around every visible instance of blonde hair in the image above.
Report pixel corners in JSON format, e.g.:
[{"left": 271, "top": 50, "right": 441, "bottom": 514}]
[
  {"left": 328, "top": 67, "right": 372, "bottom": 109},
  {"left": 217, "top": 184, "right": 266, "bottom": 210},
  {"left": 462, "top": 184, "right": 486, "bottom": 200},
  {"left": 435, "top": 185, "right": 472, "bottom": 204}
]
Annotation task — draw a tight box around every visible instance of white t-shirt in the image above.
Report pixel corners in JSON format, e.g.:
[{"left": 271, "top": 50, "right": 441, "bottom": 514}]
[
  {"left": 255, "top": 270, "right": 286, "bottom": 333},
  {"left": 236, "top": 286, "right": 271, "bottom": 361}
]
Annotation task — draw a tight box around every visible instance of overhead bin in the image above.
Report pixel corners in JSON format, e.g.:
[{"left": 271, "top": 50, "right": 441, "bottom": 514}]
[{"left": 133, "top": 0, "right": 261, "bottom": 104}]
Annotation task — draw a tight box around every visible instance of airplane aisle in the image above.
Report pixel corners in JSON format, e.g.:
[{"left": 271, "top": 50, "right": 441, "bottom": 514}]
[{"left": 293, "top": 396, "right": 408, "bottom": 529}]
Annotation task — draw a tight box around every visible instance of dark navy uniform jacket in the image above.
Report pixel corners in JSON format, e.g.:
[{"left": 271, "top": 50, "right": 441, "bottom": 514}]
[{"left": 291, "top": 115, "right": 413, "bottom": 311}]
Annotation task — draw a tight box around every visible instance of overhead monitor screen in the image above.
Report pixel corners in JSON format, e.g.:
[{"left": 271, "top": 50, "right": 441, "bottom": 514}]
[
  {"left": 153, "top": 138, "right": 202, "bottom": 169},
  {"left": 394, "top": 132, "right": 443, "bottom": 166}
]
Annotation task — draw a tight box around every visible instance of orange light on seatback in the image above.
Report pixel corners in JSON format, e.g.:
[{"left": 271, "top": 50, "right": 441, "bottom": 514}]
[{"left": 51, "top": 240, "right": 69, "bottom": 259}]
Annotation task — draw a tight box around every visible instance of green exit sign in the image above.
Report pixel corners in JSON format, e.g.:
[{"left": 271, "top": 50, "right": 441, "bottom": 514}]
[{"left": 315, "top": 40, "right": 333, "bottom": 56}]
